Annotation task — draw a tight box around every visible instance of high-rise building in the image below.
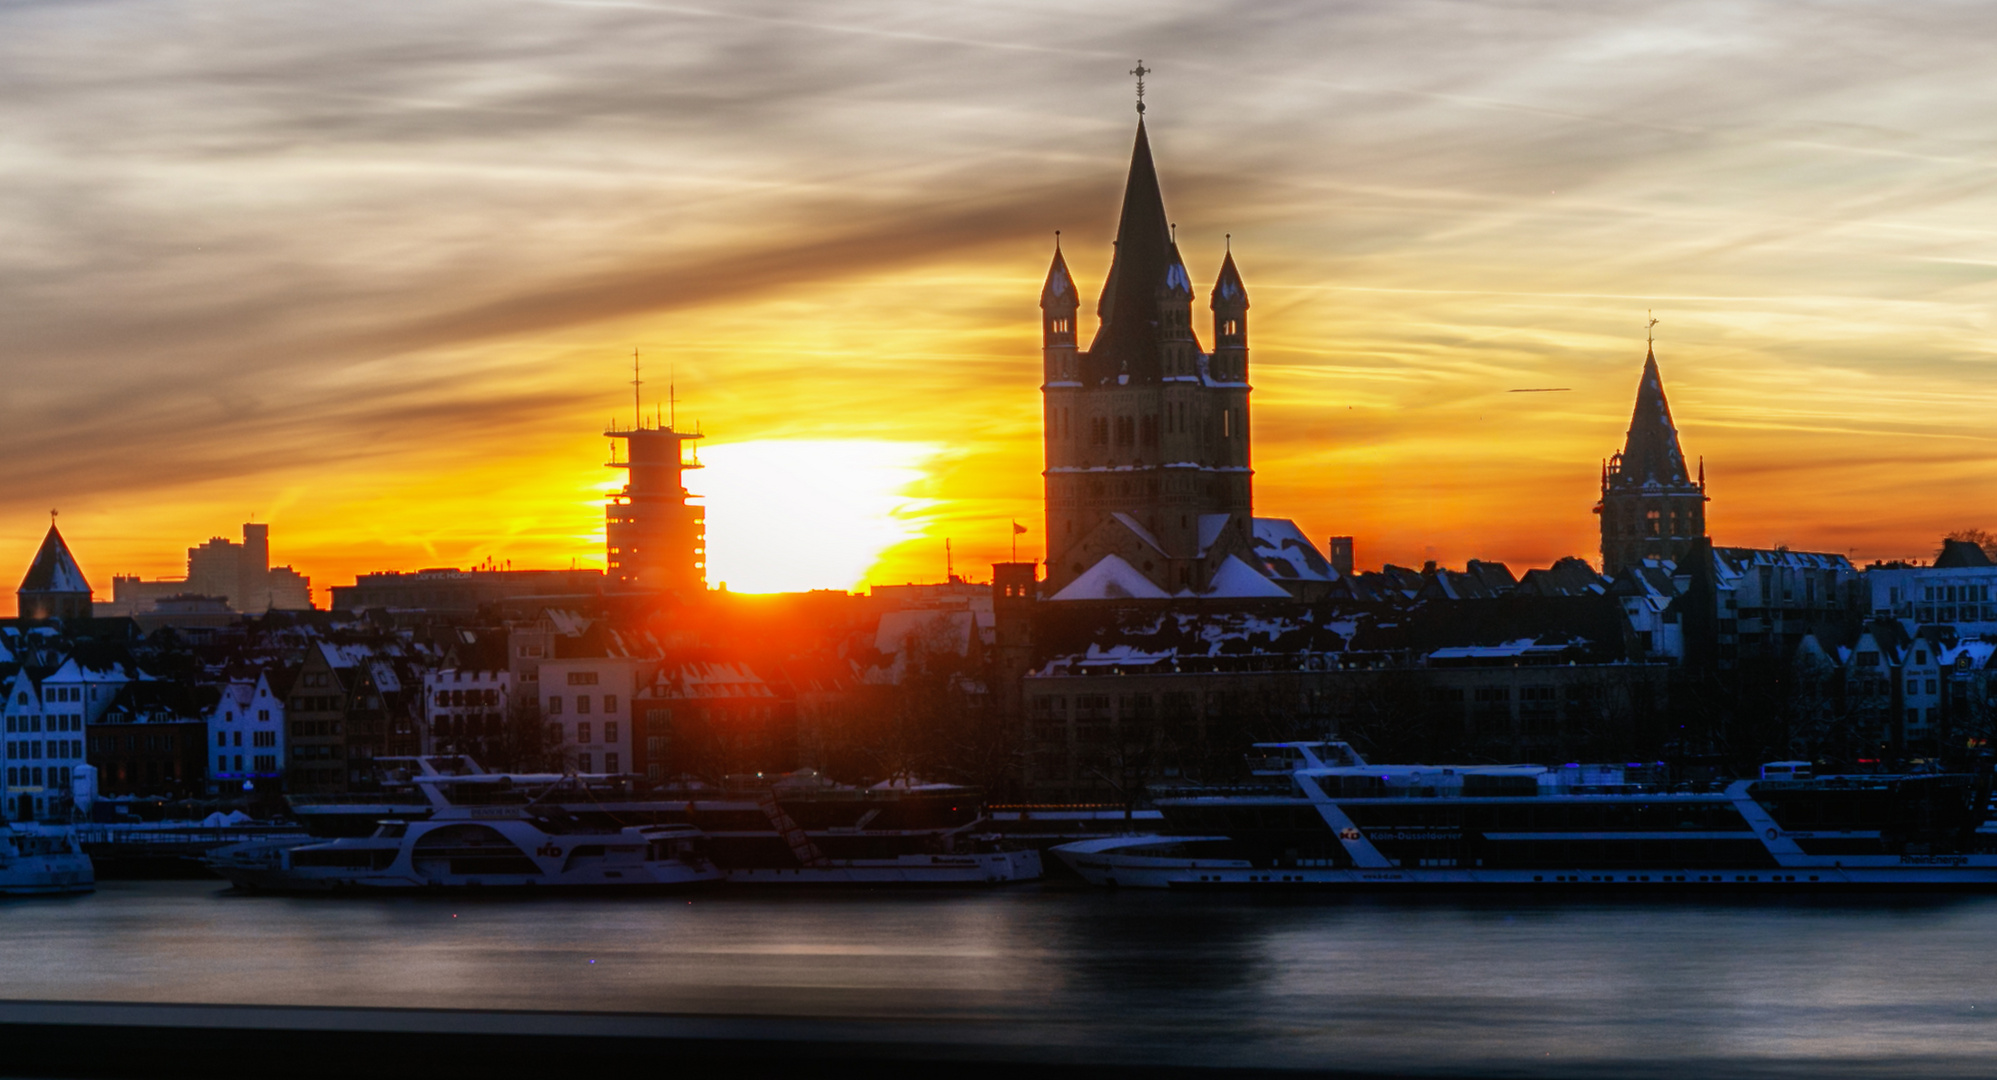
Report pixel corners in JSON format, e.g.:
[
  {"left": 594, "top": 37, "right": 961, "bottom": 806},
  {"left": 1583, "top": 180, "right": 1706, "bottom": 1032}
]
[
  {"left": 108, "top": 522, "right": 311, "bottom": 615},
  {"left": 1596, "top": 345, "right": 1708, "bottom": 576},
  {"left": 604, "top": 416, "right": 706, "bottom": 597},
  {"left": 1040, "top": 116, "right": 1268, "bottom": 596}
]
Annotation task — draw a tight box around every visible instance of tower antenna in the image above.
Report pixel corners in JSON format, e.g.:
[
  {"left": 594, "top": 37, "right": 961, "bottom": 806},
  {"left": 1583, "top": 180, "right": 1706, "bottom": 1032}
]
[
  {"left": 1129, "top": 60, "right": 1151, "bottom": 115},
  {"left": 669, "top": 364, "right": 678, "bottom": 431},
  {"left": 631, "top": 348, "right": 643, "bottom": 428}
]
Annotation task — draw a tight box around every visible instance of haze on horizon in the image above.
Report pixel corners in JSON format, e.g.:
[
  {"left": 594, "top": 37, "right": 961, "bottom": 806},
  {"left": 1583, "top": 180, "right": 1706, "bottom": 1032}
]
[{"left": 6, "top": 0, "right": 1997, "bottom": 603}]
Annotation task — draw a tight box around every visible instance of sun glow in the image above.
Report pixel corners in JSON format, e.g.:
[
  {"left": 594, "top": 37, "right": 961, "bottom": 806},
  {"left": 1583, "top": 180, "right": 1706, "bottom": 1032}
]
[{"left": 695, "top": 440, "right": 942, "bottom": 594}]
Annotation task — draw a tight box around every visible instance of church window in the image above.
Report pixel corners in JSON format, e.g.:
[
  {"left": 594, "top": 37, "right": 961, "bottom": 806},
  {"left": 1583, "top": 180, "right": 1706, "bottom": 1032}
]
[
  {"left": 1646, "top": 510, "right": 1661, "bottom": 537},
  {"left": 1115, "top": 416, "right": 1135, "bottom": 446},
  {"left": 1091, "top": 417, "right": 1109, "bottom": 445}
]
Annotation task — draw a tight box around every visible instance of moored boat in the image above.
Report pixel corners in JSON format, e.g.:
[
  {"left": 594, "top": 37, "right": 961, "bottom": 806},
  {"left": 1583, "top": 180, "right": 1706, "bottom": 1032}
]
[{"left": 1054, "top": 741, "right": 1997, "bottom": 891}]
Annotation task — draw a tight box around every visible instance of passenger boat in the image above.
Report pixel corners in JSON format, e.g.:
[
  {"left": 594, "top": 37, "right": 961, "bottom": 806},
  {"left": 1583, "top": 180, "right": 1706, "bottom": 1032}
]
[
  {"left": 286, "top": 757, "right": 1040, "bottom": 885},
  {"left": 0, "top": 825, "right": 93, "bottom": 895},
  {"left": 1053, "top": 742, "right": 1997, "bottom": 891},
  {"left": 206, "top": 768, "right": 720, "bottom": 892}
]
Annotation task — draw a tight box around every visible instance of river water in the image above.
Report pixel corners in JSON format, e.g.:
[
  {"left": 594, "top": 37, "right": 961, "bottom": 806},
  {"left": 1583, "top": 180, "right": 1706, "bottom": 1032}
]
[{"left": 4, "top": 881, "right": 1997, "bottom": 1077}]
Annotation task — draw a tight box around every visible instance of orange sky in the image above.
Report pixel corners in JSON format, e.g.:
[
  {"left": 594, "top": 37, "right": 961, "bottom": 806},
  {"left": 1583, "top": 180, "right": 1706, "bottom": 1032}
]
[{"left": 7, "top": 2, "right": 1997, "bottom": 605}]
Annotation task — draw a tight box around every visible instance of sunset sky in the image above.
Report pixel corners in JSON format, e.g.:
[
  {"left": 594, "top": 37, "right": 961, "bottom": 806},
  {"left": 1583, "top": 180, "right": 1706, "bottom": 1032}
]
[{"left": 8, "top": 1, "right": 1997, "bottom": 603}]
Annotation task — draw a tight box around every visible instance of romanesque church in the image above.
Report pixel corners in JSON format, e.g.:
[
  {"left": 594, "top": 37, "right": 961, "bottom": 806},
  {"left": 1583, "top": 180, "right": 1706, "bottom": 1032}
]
[{"left": 1039, "top": 116, "right": 1332, "bottom": 601}]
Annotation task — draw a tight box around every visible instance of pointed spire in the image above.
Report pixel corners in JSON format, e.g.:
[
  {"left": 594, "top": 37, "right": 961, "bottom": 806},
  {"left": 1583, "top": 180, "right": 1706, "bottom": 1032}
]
[
  {"left": 1089, "top": 119, "right": 1174, "bottom": 379},
  {"left": 1160, "top": 240, "right": 1192, "bottom": 298},
  {"left": 18, "top": 522, "right": 89, "bottom": 596},
  {"left": 1614, "top": 345, "right": 1692, "bottom": 487},
  {"left": 1210, "top": 248, "right": 1248, "bottom": 310},
  {"left": 1040, "top": 240, "right": 1076, "bottom": 310}
]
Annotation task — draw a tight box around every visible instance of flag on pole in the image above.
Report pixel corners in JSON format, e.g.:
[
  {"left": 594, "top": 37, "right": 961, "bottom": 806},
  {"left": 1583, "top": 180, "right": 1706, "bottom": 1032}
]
[{"left": 1012, "top": 520, "right": 1028, "bottom": 535}]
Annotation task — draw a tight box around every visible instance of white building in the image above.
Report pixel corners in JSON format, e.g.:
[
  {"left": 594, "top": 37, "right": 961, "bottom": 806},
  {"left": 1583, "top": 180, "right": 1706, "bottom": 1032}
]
[
  {"left": 0, "top": 657, "right": 121, "bottom": 821},
  {"left": 539, "top": 657, "right": 650, "bottom": 775},
  {"left": 207, "top": 670, "right": 287, "bottom": 790}
]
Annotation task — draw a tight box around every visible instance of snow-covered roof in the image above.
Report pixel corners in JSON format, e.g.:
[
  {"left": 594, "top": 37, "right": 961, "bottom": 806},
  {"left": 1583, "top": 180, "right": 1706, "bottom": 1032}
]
[
  {"left": 1203, "top": 555, "right": 1291, "bottom": 599},
  {"left": 1050, "top": 555, "right": 1171, "bottom": 601},
  {"left": 1197, "top": 514, "right": 1230, "bottom": 555},
  {"left": 1252, "top": 518, "right": 1334, "bottom": 582},
  {"left": 18, "top": 525, "right": 89, "bottom": 596},
  {"left": 1110, "top": 512, "right": 1167, "bottom": 556}
]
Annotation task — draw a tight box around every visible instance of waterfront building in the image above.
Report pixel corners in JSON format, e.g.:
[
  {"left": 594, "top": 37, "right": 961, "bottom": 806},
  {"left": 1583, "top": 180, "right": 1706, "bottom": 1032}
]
[
  {"left": 206, "top": 669, "right": 289, "bottom": 793},
  {"left": 16, "top": 522, "right": 91, "bottom": 621},
  {"left": 86, "top": 681, "right": 211, "bottom": 800},
  {"left": 630, "top": 661, "right": 782, "bottom": 782},
  {"left": 422, "top": 667, "right": 510, "bottom": 761},
  {"left": 539, "top": 655, "right": 650, "bottom": 775}
]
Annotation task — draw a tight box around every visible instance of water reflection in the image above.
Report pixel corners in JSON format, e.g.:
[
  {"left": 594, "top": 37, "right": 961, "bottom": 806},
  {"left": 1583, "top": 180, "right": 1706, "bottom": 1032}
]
[{"left": 2, "top": 882, "right": 1997, "bottom": 1075}]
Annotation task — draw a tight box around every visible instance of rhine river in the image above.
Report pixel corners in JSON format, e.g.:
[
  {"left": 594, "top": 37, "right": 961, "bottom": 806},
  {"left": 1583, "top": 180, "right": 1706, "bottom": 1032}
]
[{"left": 5, "top": 881, "right": 1997, "bottom": 1077}]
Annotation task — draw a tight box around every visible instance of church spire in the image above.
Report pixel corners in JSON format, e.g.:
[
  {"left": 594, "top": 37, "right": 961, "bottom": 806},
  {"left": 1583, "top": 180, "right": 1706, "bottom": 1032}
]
[
  {"left": 1614, "top": 345, "right": 1690, "bottom": 486},
  {"left": 1088, "top": 119, "right": 1174, "bottom": 380}
]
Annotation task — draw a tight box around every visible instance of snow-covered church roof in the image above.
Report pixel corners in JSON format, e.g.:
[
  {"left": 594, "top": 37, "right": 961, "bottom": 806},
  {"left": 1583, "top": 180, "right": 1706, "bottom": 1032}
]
[
  {"left": 1050, "top": 555, "right": 1171, "bottom": 601},
  {"left": 18, "top": 525, "right": 89, "bottom": 596},
  {"left": 1201, "top": 555, "right": 1292, "bottom": 599}
]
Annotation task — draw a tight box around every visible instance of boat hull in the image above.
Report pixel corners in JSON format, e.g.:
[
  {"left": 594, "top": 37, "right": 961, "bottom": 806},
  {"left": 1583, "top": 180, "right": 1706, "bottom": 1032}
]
[
  {"left": 0, "top": 854, "right": 94, "bottom": 895},
  {"left": 723, "top": 850, "right": 1041, "bottom": 885},
  {"left": 1054, "top": 835, "right": 1997, "bottom": 892}
]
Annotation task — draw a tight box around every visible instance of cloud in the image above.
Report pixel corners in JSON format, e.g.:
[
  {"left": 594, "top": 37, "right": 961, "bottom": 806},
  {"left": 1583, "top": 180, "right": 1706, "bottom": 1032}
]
[{"left": 7, "top": 0, "right": 1997, "bottom": 586}]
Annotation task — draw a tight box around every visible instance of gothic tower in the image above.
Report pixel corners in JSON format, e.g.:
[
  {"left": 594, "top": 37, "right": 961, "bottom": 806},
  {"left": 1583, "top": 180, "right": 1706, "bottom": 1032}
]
[
  {"left": 1596, "top": 345, "right": 1708, "bottom": 576},
  {"left": 1041, "top": 117, "right": 1258, "bottom": 595}
]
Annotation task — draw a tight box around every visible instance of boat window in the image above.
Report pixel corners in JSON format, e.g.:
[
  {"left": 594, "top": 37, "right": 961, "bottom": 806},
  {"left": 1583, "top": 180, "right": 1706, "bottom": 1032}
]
[{"left": 375, "top": 823, "right": 407, "bottom": 839}]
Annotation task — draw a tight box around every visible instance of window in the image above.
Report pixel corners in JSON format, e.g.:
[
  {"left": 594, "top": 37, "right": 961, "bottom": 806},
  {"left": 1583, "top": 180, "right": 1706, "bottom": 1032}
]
[
  {"left": 548, "top": 696, "right": 563, "bottom": 715},
  {"left": 236, "top": 755, "right": 244, "bottom": 771},
  {"left": 578, "top": 722, "right": 592, "bottom": 744},
  {"left": 577, "top": 695, "right": 591, "bottom": 715},
  {"left": 605, "top": 753, "right": 619, "bottom": 773},
  {"left": 1927, "top": 680, "right": 1938, "bottom": 694},
  {"left": 1908, "top": 680, "right": 1919, "bottom": 696},
  {"left": 605, "top": 721, "right": 618, "bottom": 743},
  {"left": 218, "top": 756, "right": 228, "bottom": 773},
  {"left": 547, "top": 723, "right": 562, "bottom": 743},
  {"left": 604, "top": 695, "right": 617, "bottom": 714},
  {"left": 577, "top": 753, "right": 592, "bottom": 773},
  {"left": 218, "top": 732, "right": 227, "bottom": 747},
  {"left": 566, "top": 672, "right": 600, "bottom": 686},
  {"left": 234, "top": 731, "right": 243, "bottom": 747},
  {"left": 258, "top": 709, "right": 269, "bottom": 722}
]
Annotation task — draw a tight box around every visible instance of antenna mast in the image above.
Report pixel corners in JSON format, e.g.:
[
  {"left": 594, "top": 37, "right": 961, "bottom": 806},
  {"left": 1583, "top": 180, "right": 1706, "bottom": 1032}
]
[{"left": 631, "top": 348, "right": 643, "bottom": 428}]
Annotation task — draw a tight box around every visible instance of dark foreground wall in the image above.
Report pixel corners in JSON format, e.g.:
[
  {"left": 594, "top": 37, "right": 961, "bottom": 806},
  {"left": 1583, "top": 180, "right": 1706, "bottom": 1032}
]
[{"left": 0, "top": 1000, "right": 1423, "bottom": 1080}]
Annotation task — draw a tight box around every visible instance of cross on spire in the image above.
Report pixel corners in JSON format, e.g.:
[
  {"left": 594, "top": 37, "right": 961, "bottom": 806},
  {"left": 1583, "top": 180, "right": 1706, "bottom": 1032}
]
[
  {"left": 1130, "top": 60, "right": 1151, "bottom": 114},
  {"left": 1647, "top": 310, "right": 1659, "bottom": 347}
]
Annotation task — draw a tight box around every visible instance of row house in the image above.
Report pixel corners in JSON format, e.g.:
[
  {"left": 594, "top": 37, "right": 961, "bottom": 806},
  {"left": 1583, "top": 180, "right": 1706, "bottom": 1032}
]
[
  {"left": 539, "top": 655, "right": 650, "bottom": 775},
  {"left": 422, "top": 667, "right": 510, "bottom": 761},
  {"left": 207, "top": 669, "right": 290, "bottom": 792},
  {"left": 88, "top": 682, "right": 213, "bottom": 801},
  {"left": 631, "top": 661, "right": 782, "bottom": 783}
]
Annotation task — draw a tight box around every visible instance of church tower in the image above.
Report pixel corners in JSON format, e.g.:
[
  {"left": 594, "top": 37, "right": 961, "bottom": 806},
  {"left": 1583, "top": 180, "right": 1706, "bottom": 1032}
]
[
  {"left": 1040, "top": 107, "right": 1260, "bottom": 596},
  {"left": 1595, "top": 343, "right": 1708, "bottom": 576}
]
